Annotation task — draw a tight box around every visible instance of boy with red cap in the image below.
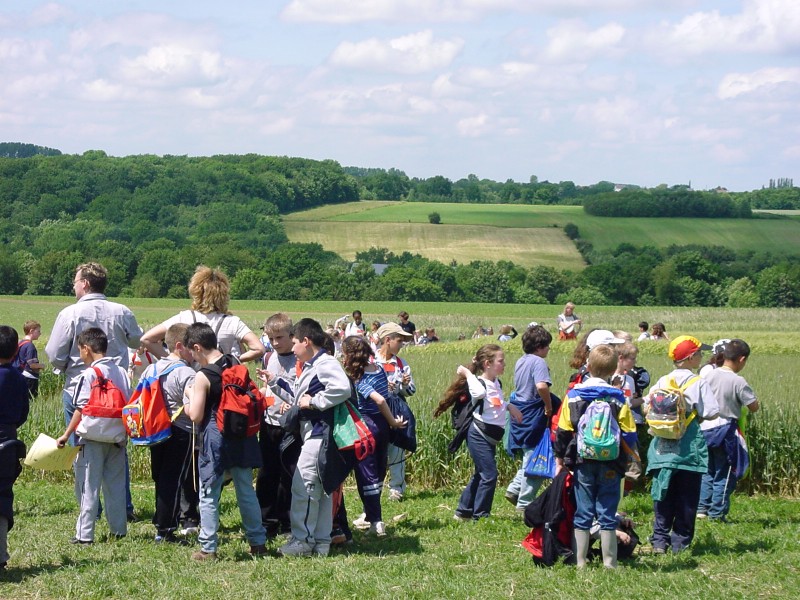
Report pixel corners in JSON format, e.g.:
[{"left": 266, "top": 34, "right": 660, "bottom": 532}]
[{"left": 645, "top": 335, "right": 719, "bottom": 554}]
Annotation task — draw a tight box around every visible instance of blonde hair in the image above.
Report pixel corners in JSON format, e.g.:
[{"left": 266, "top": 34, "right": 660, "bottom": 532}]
[
  {"left": 613, "top": 330, "right": 632, "bottom": 343},
  {"left": 77, "top": 262, "right": 108, "bottom": 293},
  {"left": 165, "top": 323, "right": 189, "bottom": 352},
  {"left": 23, "top": 320, "right": 41, "bottom": 335},
  {"left": 499, "top": 324, "right": 513, "bottom": 335},
  {"left": 265, "top": 312, "right": 292, "bottom": 336},
  {"left": 617, "top": 342, "right": 638, "bottom": 360},
  {"left": 188, "top": 266, "right": 230, "bottom": 314},
  {"left": 587, "top": 345, "right": 618, "bottom": 380}
]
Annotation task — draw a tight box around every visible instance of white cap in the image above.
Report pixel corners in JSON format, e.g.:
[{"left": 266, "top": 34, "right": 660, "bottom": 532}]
[{"left": 586, "top": 329, "right": 626, "bottom": 350}]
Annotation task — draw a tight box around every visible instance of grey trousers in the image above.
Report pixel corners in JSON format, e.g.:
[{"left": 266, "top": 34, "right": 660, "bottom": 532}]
[
  {"left": 74, "top": 441, "right": 128, "bottom": 541},
  {"left": 290, "top": 438, "right": 332, "bottom": 546}
]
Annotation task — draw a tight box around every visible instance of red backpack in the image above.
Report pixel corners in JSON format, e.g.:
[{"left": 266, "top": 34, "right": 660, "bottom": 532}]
[
  {"left": 212, "top": 363, "right": 272, "bottom": 439},
  {"left": 123, "top": 363, "right": 182, "bottom": 446},
  {"left": 82, "top": 366, "right": 128, "bottom": 419}
]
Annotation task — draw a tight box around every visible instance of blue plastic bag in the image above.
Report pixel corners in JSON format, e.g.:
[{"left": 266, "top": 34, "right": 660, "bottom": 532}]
[{"left": 524, "top": 432, "right": 556, "bottom": 479}]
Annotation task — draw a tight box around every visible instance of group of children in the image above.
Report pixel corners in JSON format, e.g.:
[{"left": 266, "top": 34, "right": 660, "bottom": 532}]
[{"left": 438, "top": 323, "right": 758, "bottom": 568}]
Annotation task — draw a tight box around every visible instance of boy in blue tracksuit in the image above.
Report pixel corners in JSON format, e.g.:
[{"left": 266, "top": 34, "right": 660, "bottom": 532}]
[{"left": 555, "top": 344, "right": 636, "bottom": 569}]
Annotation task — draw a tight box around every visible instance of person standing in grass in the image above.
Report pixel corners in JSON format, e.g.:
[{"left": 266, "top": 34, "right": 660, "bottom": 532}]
[
  {"left": 557, "top": 302, "right": 582, "bottom": 340},
  {"left": 451, "top": 344, "right": 522, "bottom": 521},
  {"left": 698, "top": 339, "right": 759, "bottom": 522},
  {"left": 342, "top": 336, "right": 407, "bottom": 537},
  {"left": 374, "top": 322, "right": 416, "bottom": 502},
  {"left": 506, "top": 325, "right": 556, "bottom": 512},
  {"left": 14, "top": 320, "right": 45, "bottom": 400},
  {"left": 0, "top": 325, "right": 30, "bottom": 569},
  {"left": 645, "top": 335, "right": 719, "bottom": 554}
]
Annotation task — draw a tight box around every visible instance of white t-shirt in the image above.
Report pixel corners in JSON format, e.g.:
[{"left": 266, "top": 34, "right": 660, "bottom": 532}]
[{"left": 161, "top": 310, "right": 253, "bottom": 354}]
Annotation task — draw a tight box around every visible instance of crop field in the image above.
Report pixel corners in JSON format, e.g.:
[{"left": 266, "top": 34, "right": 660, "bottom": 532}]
[
  {"left": 283, "top": 201, "right": 800, "bottom": 263},
  {"left": 2, "top": 296, "right": 799, "bottom": 598}
]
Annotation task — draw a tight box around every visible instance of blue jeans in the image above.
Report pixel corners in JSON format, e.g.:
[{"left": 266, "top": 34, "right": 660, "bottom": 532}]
[
  {"left": 573, "top": 461, "right": 621, "bottom": 531},
  {"left": 198, "top": 466, "right": 265, "bottom": 553},
  {"left": 456, "top": 425, "right": 498, "bottom": 520},
  {"left": 64, "top": 390, "right": 134, "bottom": 514},
  {"left": 698, "top": 445, "right": 737, "bottom": 519},
  {"left": 506, "top": 448, "right": 545, "bottom": 509}
]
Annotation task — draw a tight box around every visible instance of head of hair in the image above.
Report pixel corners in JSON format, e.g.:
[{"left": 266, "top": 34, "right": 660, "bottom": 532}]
[
  {"left": 398, "top": 311, "right": 409, "bottom": 320},
  {"left": 569, "top": 329, "right": 596, "bottom": 370},
  {"left": 652, "top": 322, "right": 666, "bottom": 336},
  {"left": 352, "top": 310, "right": 362, "bottom": 319},
  {"left": 639, "top": 321, "right": 649, "bottom": 331},
  {"left": 188, "top": 266, "right": 230, "bottom": 314},
  {"left": 522, "top": 325, "right": 552, "bottom": 354},
  {"left": 617, "top": 342, "right": 638, "bottom": 360},
  {"left": 291, "top": 318, "right": 327, "bottom": 348},
  {"left": 613, "top": 330, "right": 632, "bottom": 343},
  {"left": 470, "top": 344, "right": 503, "bottom": 376},
  {"left": 341, "top": 336, "right": 374, "bottom": 380},
  {"left": 434, "top": 374, "right": 469, "bottom": 419},
  {"left": 165, "top": 323, "right": 190, "bottom": 352},
  {"left": 723, "top": 339, "right": 751, "bottom": 362},
  {"left": 23, "top": 320, "right": 41, "bottom": 335},
  {"left": 0, "top": 326, "right": 19, "bottom": 360},
  {"left": 77, "top": 327, "right": 108, "bottom": 354},
  {"left": 706, "top": 351, "right": 725, "bottom": 368},
  {"left": 587, "top": 344, "right": 618, "bottom": 380},
  {"left": 321, "top": 332, "right": 335, "bottom": 356},
  {"left": 564, "top": 302, "right": 575, "bottom": 311},
  {"left": 76, "top": 262, "right": 108, "bottom": 294},
  {"left": 183, "top": 322, "right": 217, "bottom": 352},
  {"left": 265, "top": 312, "right": 292, "bottom": 336},
  {"left": 499, "top": 324, "right": 513, "bottom": 335},
  {"left": 371, "top": 320, "right": 380, "bottom": 331}
]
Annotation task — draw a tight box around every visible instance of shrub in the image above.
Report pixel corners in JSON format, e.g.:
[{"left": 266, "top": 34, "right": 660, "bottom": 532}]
[{"left": 428, "top": 212, "right": 441, "bottom": 224}]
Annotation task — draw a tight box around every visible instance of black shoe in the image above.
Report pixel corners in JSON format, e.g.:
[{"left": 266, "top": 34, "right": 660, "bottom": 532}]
[
  {"left": 127, "top": 512, "right": 138, "bottom": 523},
  {"left": 70, "top": 537, "right": 93, "bottom": 545},
  {"left": 155, "top": 533, "right": 189, "bottom": 546}
]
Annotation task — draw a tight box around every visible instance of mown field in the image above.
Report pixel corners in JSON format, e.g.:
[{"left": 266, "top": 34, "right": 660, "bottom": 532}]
[
  {"left": 2, "top": 297, "right": 799, "bottom": 598},
  {"left": 284, "top": 201, "right": 800, "bottom": 268}
]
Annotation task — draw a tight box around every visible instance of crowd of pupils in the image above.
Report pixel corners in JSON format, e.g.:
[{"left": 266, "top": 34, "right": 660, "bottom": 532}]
[{"left": 0, "top": 262, "right": 758, "bottom": 569}]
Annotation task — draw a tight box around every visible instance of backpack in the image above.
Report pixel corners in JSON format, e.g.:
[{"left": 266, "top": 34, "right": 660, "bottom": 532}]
[
  {"left": 645, "top": 376, "right": 700, "bottom": 439},
  {"left": 122, "top": 363, "right": 182, "bottom": 446},
  {"left": 191, "top": 312, "right": 233, "bottom": 355},
  {"left": 577, "top": 399, "right": 620, "bottom": 461},
  {"left": 82, "top": 366, "right": 128, "bottom": 420},
  {"left": 447, "top": 378, "right": 491, "bottom": 453},
  {"left": 11, "top": 340, "right": 31, "bottom": 372},
  {"left": 209, "top": 362, "right": 270, "bottom": 439}
]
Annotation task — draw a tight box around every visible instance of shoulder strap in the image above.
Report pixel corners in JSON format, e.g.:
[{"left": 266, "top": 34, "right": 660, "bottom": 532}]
[
  {"left": 396, "top": 356, "right": 404, "bottom": 370},
  {"left": 213, "top": 315, "right": 227, "bottom": 338},
  {"left": 190, "top": 310, "right": 197, "bottom": 323},
  {"left": 680, "top": 375, "right": 701, "bottom": 392},
  {"left": 91, "top": 365, "right": 105, "bottom": 382}
]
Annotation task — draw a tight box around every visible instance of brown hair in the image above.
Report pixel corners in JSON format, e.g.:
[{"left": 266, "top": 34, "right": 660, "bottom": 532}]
[
  {"left": 23, "top": 320, "right": 41, "bottom": 335},
  {"left": 617, "top": 342, "right": 638, "bottom": 360},
  {"left": 434, "top": 344, "right": 502, "bottom": 418},
  {"left": 188, "top": 266, "right": 230, "bottom": 314},
  {"left": 341, "top": 335, "right": 374, "bottom": 381},
  {"left": 569, "top": 329, "right": 595, "bottom": 370},
  {"left": 165, "top": 323, "right": 189, "bottom": 352},
  {"left": 587, "top": 345, "right": 618, "bottom": 380},
  {"left": 265, "top": 312, "right": 292, "bottom": 336},
  {"left": 77, "top": 262, "right": 108, "bottom": 294}
]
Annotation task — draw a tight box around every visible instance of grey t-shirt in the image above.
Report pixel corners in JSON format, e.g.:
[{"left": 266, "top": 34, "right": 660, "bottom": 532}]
[
  {"left": 144, "top": 358, "right": 196, "bottom": 432},
  {"left": 702, "top": 366, "right": 757, "bottom": 421},
  {"left": 513, "top": 353, "right": 551, "bottom": 403}
]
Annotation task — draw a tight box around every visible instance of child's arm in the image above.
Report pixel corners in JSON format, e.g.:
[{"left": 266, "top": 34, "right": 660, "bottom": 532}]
[
  {"left": 307, "top": 361, "right": 351, "bottom": 410},
  {"left": 458, "top": 366, "right": 487, "bottom": 401},
  {"left": 369, "top": 392, "right": 407, "bottom": 429},
  {"left": 57, "top": 409, "right": 82, "bottom": 448},
  {"left": 186, "top": 371, "right": 210, "bottom": 424},
  {"left": 536, "top": 381, "right": 553, "bottom": 417}
]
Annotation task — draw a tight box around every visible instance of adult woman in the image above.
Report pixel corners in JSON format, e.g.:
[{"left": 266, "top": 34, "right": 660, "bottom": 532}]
[
  {"left": 140, "top": 266, "right": 265, "bottom": 363},
  {"left": 557, "top": 303, "right": 582, "bottom": 340}
]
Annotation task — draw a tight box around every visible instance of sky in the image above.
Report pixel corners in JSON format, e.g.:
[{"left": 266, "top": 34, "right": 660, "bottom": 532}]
[{"left": 1, "top": 1, "right": 799, "bottom": 192}]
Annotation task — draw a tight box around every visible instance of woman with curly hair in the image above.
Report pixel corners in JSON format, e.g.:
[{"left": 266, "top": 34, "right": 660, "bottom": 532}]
[{"left": 342, "top": 336, "right": 407, "bottom": 537}]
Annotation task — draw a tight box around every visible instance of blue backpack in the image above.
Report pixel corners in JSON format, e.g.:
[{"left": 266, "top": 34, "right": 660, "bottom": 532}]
[{"left": 577, "top": 399, "right": 620, "bottom": 461}]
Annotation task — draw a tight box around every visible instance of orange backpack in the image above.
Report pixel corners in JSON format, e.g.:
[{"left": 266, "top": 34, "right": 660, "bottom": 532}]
[{"left": 212, "top": 363, "right": 272, "bottom": 439}]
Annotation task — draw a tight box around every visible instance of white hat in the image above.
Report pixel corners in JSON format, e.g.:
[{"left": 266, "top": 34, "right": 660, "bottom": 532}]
[
  {"left": 586, "top": 329, "right": 626, "bottom": 350},
  {"left": 376, "top": 322, "right": 413, "bottom": 340}
]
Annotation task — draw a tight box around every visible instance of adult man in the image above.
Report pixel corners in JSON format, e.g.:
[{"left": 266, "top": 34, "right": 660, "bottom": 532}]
[{"left": 45, "top": 263, "right": 143, "bottom": 517}]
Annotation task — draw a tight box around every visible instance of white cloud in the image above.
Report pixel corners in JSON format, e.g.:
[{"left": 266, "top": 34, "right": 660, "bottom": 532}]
[
  {"left": 329, "top": 30, "right": 463, "bottom": 74},
  {"left": 543, "top": 20, "right": 626, "bottom": 62},
  {"left": 711, "top": 143, "right": 747, "bottom": 164},
  {"left": 120, "top": 45, "right": 226, "bottom": 88},
  {"left": 457, "top": 113, "right": 490, "bottom": 137},
  {"left": 718, "top": 67, "right": 800, "bottom": 99}
]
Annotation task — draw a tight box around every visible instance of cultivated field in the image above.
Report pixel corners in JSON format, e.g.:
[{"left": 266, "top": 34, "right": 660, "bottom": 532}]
[{"left": 284, "top": 201, "right": 800, "bottom": 266}]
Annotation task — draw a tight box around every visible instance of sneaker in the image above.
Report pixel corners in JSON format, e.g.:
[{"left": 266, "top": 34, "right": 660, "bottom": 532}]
[
  {"left": 368, "top": 521, "right": 387, "bottom": 537},
  {"left": 69, "top": 537, "right": 93, "bottom": 545},
  {"left": 388, "top": 489, "right": 403, "bottom": 502},
  {"left": 330, "top": 528, "right": 347, "bottom": 545},
  {"left": 250, "top": 544, "right": 269, "bottom": 557},
  {"left": 155, "top": 533, "right": 189, "bottom": 546},
  {"left": 453, "top": 513, "right": 472, "bottom": 523},
  {"left": 313, "top": 543, "right": 330, "bottom": 557},
  {"left": 191, "top": 550, "right": 217, "bottom": 562},
  {"left": 696, "top": 512, "right": 708, "bottom": 520},
  {"left": 180, "top": 526, "right": 200, "bottom": 536},
  {"left": 504, "top": 491, "right": 519, "bottom": 506},
  {"left": 652, "top": 546, "right": 666, "bottom": 555},
  {"left": 278, "top": 537, "right": 314, "bottom": 557},
  {"left": 352, "top": 513, "right": 370, "bottom": 530}
]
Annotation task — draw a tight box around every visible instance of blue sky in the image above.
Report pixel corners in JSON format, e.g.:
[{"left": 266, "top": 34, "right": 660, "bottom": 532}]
[{"left": 1, "top": 1, "right": 798, "bottom": 191}]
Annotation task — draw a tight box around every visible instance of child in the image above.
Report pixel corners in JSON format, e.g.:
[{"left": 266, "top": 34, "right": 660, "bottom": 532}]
[
  {"left": 14, "top": 320, "right": 44, "bottom": 399},
  {"left": 279, "top": 319, "right": 351, "bottom": 557},
  {"left": 255, "top": 312, "right": 297, "bottom": 538},
  {"left": 637, "top": 321, "right": 650, "bottom": 341},
  {"left": 645, "top": 335, "right": 719, "bottom": 554},
  {"left": 699, "top": 338, "right": 730, "bottom": 377},
  {"left": 56, "top": 328, "right": 130, "bottom": 544},
  {"left": 342, "top": 336, "right": 406, "bottom": 536},
  {"left": 143, "top": 323, "right": 197, "bottom": 543},
  {"left": 698, "top": 339, "right": 759, "bottom": 522},
  {"left": 497, "top": 325, "right": 518, "bottom": 342},
  {"left": 651, "top": 322, "right": 669, "bottom": 341},
  {"left": 184, "top": 323, "right": 267, "bottom": 560},
  {"left": 506, "top": 325, "right": 555, "bottom": 511},
  {"left": 452, "top": 344, "right": 522, "bottom": 521},
  {"left": 0, "top": 325, "right": 30, "bottom": 568},
  {"left": 345, "top": 310, "right": 366, "bottom": 337},
  {"left": 374, "top": 322, "right": 415, "bottom": 502},
  {"left": 554, "top": 344, "right": 634, "bottom": 568}
]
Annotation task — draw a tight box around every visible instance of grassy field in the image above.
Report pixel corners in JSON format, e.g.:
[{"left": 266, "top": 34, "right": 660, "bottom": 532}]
[{"left": 284, "top": 201, "right": 800, "bottom": 265}]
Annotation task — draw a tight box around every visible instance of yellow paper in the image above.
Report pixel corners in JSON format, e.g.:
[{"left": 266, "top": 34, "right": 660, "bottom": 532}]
[{"left": 24, "top": 433, "right": 79, "bottom": 471}]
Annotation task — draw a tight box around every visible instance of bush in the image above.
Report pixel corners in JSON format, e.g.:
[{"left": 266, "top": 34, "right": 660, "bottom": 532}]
[
  {"left": 563, "top": 222, "right": 579, "bottom": 239},
  {"left": 428, "top": 212, "right": 441, "bottom": 224}
]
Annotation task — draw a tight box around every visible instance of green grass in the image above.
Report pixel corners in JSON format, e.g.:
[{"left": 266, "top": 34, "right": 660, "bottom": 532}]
[
  {"left": 1, "top": 482, "right": 798, "bottom": 599},
  {"left": 283, "top": 201, "right": 800, "bottom": 259}
]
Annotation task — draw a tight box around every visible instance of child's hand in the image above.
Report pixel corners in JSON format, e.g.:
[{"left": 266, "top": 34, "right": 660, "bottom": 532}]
[
  {"left": 456, "top": 365, "right": 470, "bottom": 377},
  {"left": 56, "top": 434, "right": 68, "bottom": 448},
  {"left": 256, "top": 368, "right": 273, "bottom": 384},
  {"left": 388, "top": 380, "right": 397, "bottom": 392},
  {"left": 392, "top": 415, "right": 408, "bottom": 429},
  {"left": 298, "top": 394, "right": 312, "bottom": 409},
  {"left": 401, "top": 373, "right": 411, "bottom": 386},
  {"left": 508, "top": 404, "right": 523, "bottom": 424}
]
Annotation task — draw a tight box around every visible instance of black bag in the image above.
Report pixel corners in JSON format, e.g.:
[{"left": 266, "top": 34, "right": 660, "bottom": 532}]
[{"left": 387, "top": 393, "right": 417, "bottom": 452}]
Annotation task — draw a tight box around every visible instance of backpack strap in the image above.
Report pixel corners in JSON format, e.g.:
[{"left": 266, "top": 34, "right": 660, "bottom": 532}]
[
  {"left": 679, "top": 375, "right": 701, "bottom": 424},
  {"left": 213, "top": 315, "right": 227, "bottom": 340}
]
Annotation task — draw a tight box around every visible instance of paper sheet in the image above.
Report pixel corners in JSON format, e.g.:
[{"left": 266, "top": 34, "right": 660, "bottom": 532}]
[{"left": 24, "top": 433, "right": 79, "bottom": 471}]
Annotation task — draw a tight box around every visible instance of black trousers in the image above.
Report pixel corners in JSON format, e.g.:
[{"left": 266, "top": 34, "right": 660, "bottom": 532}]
[
  {"left": 256, "top": 423, "right": 295, "bottom": 534},
  {"left": 150, "top": 428, "right": 196, "bottom": 535}
]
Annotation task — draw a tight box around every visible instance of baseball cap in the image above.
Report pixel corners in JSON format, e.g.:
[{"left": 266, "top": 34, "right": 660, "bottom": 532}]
[
  {"left": 668, "top": 335, "right": 712, "bottom": 361},
  {"left": 377, "top": 322, "right": 413, "bottom": 340},
  {"left": 586, "top": 329, "right": 626, "bottom": 350},
  {"left": 712, "top": 338, "right": 731, "bottom": 355}
]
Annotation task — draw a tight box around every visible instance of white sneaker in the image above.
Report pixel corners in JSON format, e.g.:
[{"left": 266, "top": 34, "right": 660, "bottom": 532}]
[
  {"left": 388, "top": 489, "right": 403, "bottom": 502},
  {"left": 352, "top": 512, "right": 370, "bottom": 530},
  {"left": 179, "top": 526, "right": 199, "bottom": 536},
  {"left": 453, "top": 513, "right": 472, "bottom": 523},
  {"left": 313, "top": 543, "right": 330, "bottom": 557},
  {"left": 368, "top": 521, "right": 387, "bottom": 537},
  {"left": 279, "top": 537, "right": 313, "bottom": 557}
]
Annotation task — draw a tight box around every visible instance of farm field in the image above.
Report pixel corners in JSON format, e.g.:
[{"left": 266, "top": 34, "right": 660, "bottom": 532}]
[{"left": 284, "top": 201, "right": 800, "bottom": 265}]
